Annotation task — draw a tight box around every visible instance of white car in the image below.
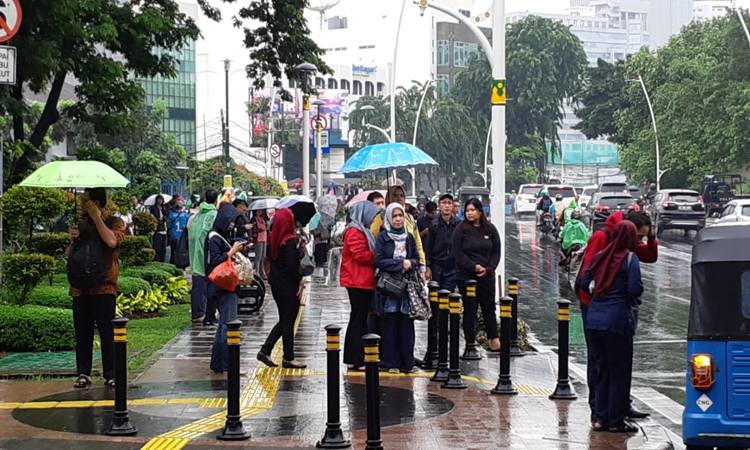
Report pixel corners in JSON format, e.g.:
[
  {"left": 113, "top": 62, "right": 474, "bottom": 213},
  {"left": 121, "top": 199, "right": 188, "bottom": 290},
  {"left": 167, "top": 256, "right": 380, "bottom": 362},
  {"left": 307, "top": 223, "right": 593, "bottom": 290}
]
[
  {"left": 716, "top": 199, "right": 750, "bottom": 224},
  {"left": 543, "top": 184, "right": 578, "bottom": 210},
  {"left": 515, "top": 183, "right": 543, "bottom": 215},
  {"left": 578, "top": 185, "right": 598, "bottom": 210}
]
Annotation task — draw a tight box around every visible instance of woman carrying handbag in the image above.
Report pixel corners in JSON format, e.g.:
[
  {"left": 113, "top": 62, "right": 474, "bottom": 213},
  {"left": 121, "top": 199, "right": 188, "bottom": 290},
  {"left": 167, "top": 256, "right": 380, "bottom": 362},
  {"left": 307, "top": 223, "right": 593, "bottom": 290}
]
[
  {"left": 374, "top": 203, "right": 419, "bottom": 374},
  {"left": 206, "top": 203, "right": 246, "bottom": 374},
  {"left": 257, "top": 208, "right": 307, "bottom": 369}
]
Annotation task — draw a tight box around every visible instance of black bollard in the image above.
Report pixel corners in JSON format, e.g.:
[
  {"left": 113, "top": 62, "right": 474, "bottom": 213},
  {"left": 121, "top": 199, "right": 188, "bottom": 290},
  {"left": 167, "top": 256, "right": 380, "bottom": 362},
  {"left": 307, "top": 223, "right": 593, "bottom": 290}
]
[
  {"left": 461, "top": 279, "right": 482, "bottom": 361},
  {"left": 363, "top": 334, "right": 383, "bottom": 450},
  {"left": 491, "top": 297, "right": 518, "bottom": 395},
  {"left": 317, "top": 324, "right": 351, "bottom": 449},
  {"left": 443, "top": 293, "right": 468, "bottom": 389},
  {"left": 106, "top": 317, "right": 137, "bottom": 436},
  {"left": 507, "top": 277, "right": 524, "bottom": 357},
  {"left": 218, "top": 320, "right": 250, "bottom": 441},
  {"left": 430, "top": 290, "right": 450, "bottom": 382},
  {"left": 550, "top": 300, "right": 577, "bottom": 400},
  {"left": 422, "top": 281, "right": 440, "bottom": 370}
]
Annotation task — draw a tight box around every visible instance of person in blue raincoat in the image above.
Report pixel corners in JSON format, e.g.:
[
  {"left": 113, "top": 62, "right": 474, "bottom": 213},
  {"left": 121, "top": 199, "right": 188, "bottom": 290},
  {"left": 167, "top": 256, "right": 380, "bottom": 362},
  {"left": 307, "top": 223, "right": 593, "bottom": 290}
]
[
  {"left": 167, "top": 197, "right": 189, "bottom": 264},
  {"left": 374, "top": 203, "right": 419, "bottom": 374}
]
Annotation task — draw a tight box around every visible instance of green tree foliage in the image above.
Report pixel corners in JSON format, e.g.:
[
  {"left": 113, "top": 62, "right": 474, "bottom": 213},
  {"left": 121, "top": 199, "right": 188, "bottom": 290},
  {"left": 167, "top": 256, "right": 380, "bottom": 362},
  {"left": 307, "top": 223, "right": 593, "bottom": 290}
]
[
  {"left": 576, "top": 13, "right": 750, "bottom": 187},
  {"left": 574, "top": 59, "right": 629, "bottom": 140},
  {"left": 0, "top": 185, "right": 69, "bottom": 239},
  {"left": 0, "top": 253, "right": 56, "bottom": 305},
  {"left": 0, "top": 0, "right": 200, "bottom": 184},
  {"left": 451, "top": 16, "right": 587, "bottom": 152},
  {"left": 189, "top": 157, "right": 284, "bottom": 197}
]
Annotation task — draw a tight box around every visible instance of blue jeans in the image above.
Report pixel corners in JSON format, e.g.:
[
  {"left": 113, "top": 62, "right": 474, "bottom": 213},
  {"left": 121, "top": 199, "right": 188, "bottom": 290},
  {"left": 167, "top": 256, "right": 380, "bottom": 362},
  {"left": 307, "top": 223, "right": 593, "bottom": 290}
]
[
  {"left": 191, "top": 275, "right": 207, "bottom": 320},
  {"left": 210, "top": 286, "right": 238, "bottom": 373},
  {"left": 431, "top": 263, "right": 457, "bottom": 293}
]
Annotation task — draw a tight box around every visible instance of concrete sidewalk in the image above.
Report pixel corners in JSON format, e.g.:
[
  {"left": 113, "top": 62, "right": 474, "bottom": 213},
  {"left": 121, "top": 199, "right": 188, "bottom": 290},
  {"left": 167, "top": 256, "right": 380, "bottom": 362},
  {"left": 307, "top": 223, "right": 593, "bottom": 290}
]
[{"left": 0, "top": 282, "right": 682, "bottom": 449}]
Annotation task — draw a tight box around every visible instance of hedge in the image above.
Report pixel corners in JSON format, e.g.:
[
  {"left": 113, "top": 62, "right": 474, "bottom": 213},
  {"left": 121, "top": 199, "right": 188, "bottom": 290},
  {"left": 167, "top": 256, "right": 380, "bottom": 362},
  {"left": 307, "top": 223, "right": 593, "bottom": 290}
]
[
  {"left": 0, "top": 305, "right": 75, "bottom": 351},
  {"left": 0, "top": 253, "right": 57, "bottom": 305},
  {"left": 120, "top": 267, "right": 172, "bottom": 286},
  {"left": 28, "top": 232, "right": 71, "bottom": 258},
  {"left": 27, "top": 284, "right": 72, "bottom": 309},
  {"left": 119, "top": 276, "right": 151, "bottom": 297},
  {"left": 143, "top": 262, "right": 183, "bottom": 277},
  {"left": 120, "top": 235, "right": 153, "bottom": 266}
]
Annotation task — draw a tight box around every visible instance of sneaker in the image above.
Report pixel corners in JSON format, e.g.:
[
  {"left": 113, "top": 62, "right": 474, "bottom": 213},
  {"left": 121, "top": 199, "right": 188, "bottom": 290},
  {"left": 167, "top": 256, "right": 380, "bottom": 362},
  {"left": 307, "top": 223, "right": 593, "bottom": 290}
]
[
  {"left": 192, "top": 315, "right": 205, "bottom": 323},
  {"left": 387, "top": 368, "right": 400, "bottom": 374},
  {"left": 401, "top": 366, "right": 419, "bottom": 374}
]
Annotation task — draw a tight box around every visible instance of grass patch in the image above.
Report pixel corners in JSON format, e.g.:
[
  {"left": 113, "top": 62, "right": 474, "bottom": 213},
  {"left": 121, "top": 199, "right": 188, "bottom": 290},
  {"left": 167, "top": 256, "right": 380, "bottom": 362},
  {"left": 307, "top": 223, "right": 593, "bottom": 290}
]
[{"left": 127, "top": 304, "right": 190, "bottom": 374}]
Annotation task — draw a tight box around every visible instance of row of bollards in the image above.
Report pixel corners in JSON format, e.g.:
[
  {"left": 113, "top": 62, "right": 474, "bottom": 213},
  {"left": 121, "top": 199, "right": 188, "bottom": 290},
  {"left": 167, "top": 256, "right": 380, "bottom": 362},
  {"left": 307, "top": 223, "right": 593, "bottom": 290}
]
[{"left": 103, "top": 275, "right": 575, "bottom": 447}]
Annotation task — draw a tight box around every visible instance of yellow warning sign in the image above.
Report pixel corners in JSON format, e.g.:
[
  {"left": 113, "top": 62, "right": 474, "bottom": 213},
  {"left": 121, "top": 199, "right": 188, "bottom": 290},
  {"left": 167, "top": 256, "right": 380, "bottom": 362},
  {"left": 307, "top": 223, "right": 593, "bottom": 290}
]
[{"left": 491, "top": 79, "right": 506, "bottom": 105}]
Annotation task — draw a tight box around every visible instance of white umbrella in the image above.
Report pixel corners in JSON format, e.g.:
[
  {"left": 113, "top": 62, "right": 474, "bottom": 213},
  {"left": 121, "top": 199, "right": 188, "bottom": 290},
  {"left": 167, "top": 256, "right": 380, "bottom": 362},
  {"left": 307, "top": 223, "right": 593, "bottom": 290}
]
[
  {"left": 144, "top": 193, "right": 172, "bottom": 206},
  {"left": 250, "top": 198, "right": 279, "bottom": 211}
]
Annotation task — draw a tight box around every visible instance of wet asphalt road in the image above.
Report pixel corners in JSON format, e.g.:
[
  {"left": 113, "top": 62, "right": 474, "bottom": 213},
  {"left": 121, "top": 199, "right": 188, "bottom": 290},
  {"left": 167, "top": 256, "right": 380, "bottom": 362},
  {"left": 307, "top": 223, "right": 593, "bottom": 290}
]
[{"left": 507, "top": 216, "right": 694, "bottom": 404}]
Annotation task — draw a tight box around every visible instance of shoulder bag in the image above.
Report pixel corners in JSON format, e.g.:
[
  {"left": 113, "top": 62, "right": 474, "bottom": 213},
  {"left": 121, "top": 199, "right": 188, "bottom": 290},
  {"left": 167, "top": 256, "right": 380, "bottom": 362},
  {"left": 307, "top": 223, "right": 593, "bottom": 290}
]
[{"left": 376, "top": 270, "right": 406, "bottom": 299}]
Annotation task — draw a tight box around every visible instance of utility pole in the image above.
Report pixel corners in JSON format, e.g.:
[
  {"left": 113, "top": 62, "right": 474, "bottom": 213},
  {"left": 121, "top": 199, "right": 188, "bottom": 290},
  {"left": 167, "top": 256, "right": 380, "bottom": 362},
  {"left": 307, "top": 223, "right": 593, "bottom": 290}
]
[{"left": 224, "top": 59, "right": 231, "bottom": 177}]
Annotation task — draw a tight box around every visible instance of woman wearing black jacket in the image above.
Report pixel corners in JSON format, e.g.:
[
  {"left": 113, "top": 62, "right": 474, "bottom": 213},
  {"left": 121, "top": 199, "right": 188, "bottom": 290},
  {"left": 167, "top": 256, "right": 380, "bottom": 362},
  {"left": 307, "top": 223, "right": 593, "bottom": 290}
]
[
  {"left": 149, "top": 195, "right": 168, "bottom": 262},
  {"left": 453, "top": 198, "right": 502, "bottom": 357},
  {"left": 257, "top": 208, "right": 307, "bottom": 369}
]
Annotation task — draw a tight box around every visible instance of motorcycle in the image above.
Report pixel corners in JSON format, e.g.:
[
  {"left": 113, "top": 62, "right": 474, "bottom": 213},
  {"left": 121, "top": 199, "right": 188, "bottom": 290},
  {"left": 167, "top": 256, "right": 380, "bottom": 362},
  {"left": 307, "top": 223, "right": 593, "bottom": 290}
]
[{"left": 538, "top": 212, "right": 554, "bottom": 236}]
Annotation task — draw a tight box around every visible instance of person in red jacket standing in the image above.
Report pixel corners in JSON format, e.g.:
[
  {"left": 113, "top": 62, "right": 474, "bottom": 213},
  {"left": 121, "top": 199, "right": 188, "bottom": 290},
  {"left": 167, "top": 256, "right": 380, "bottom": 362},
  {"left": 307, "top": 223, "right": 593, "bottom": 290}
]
[
  {"left": 341, "top": 201, "right": 380, "bottom": 370},
  {"left": 576, "top": 209, "right": 658, "bottom": 421}
]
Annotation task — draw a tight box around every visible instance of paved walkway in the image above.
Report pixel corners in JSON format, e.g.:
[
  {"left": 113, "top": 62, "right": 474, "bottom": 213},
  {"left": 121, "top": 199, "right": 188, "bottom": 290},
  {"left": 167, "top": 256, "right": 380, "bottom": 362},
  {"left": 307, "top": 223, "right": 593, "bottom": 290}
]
[{"left": 0, "top": 283, "right": 683, "bottom": 449}]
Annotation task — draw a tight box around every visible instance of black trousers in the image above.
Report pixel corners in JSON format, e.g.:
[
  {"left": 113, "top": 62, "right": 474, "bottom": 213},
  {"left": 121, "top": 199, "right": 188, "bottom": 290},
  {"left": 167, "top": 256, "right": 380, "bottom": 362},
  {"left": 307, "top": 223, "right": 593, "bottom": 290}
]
[
  {"left": 73, "top": 294, "right": 116, "bottom": 380},
  {"left": 261, "top": 285, "right": 301, "bottom": 361},
  {"left": 588, "top": 330, "right": 631, "bottom": 428},
  {"left": 458, "top": 276, "right": 499, "bottom": 344},
  {"left": 152, "top": 232, "right": 167, "bottom": 262},
  {"left": 344, "top": 288, "right": 373, "bottom": 367}
]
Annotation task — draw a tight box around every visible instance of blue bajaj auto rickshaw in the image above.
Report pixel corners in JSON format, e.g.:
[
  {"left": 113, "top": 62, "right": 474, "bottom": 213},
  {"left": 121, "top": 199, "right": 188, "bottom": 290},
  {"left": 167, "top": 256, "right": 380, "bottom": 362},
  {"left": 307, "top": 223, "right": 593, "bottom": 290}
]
[{"left": 683, "top": 224, "right": 750, "bottom": 449}]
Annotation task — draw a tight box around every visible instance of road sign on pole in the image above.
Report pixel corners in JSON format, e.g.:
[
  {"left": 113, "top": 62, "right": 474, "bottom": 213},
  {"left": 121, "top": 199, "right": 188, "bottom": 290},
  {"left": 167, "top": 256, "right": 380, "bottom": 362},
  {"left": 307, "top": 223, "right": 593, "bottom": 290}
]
[
  {"left": 0, "top": 45, "right": 16, "bottom": 85},
  {"left": 311, "top": 115, "right": 328, "bottom": 132},
  {"left": 0, "top": 0, "right": 22, "bottom": 43}
]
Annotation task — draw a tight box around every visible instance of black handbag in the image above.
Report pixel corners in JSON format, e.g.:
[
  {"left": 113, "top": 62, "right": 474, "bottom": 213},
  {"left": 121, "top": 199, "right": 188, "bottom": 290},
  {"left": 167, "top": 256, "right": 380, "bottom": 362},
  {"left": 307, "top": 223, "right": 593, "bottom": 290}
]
[{"left": 376, "top": 270, "right": 406, "bottom": 298}]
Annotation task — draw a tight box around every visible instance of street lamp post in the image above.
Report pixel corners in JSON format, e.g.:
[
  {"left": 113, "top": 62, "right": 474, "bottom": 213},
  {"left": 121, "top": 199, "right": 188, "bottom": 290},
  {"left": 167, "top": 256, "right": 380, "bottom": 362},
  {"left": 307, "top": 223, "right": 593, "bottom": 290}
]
[
  {"left": 313, "top": 99, "right": 326, "bottom": 199},
  {"left": 412, "top": 78, "right": 435, "bottom": 195},
  {"left": 632, "top": 74, "right": 665, "bottom": 190},
  {"left": 735, "top": 4, "right": 750, "bottom": 49},
  {"left": 223, "top": 59, "right": 231, "bottom": 177},
  {"left": 415, "top": 0, "right": 506, "bottom": 291},
  {"left": 295, "top": 62, "right": 318, "bottom": 197}
]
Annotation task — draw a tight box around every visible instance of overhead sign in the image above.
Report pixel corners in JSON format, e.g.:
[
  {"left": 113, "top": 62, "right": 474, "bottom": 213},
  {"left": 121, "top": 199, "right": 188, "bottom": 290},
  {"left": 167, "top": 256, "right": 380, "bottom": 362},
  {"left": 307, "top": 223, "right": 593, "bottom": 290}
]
[
  {"left": 311, "top": 114, "right": 328, "bottom": 132},
  {"left": 0, "top": 0, "right": 22, "bottom": 43},
  {"left": 0, "top": 45, "right": 15, "bottom": 85},
  {"left": 491, "top": 79, "right": 506, "bottom": 105}
]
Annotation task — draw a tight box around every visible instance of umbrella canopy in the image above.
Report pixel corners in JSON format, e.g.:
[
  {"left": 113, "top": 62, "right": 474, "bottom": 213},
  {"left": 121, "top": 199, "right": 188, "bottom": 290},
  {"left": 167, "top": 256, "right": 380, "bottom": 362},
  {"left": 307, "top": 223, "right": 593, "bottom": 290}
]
[
  {"left": 19, "top": 160, "right": 130, "bottom": 188},
  {"left": 277, "top": 195, "right": 317, "bottom": 226},
  {"left": 144, "top": 194, "right": 173, "bottom": 206},
  {"left": 317, "top": 193, "right": 338, "bottom": 217},
  {"left": 339, "top": 142, "right": 439, "bottom": 174},
  {"left": 250, "top": 198, "right": 279, "bottom": 211},
  {"left": 345, "top": 190, "right": 385, "bottom": 208}
]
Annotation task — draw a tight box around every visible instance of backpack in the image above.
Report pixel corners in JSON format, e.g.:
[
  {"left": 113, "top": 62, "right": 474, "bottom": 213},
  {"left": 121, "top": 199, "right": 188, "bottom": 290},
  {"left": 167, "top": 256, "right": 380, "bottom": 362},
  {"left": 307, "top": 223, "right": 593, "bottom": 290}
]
[
  {"left": 67, "top": 230, "right": 107, "bottom": 290},
  {"left": 174, "top": 228, "right": 190, "bottom": 269}
]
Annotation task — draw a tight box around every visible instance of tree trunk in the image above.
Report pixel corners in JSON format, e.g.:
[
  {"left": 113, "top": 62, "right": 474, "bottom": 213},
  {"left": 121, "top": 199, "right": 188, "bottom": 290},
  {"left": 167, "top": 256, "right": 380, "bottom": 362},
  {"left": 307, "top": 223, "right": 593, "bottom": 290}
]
[
  {"left": 28, "top": 71, "right": 67, "bottom": 148},
  {"left": 12, "top": 79, "right": 24, "bottom": 141}
]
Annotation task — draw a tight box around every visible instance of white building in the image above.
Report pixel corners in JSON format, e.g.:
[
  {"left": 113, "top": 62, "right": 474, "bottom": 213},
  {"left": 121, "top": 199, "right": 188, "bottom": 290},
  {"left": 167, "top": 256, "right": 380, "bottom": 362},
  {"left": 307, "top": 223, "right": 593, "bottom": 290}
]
[
  {"left": 642, "top": 0, "right": 695, "bottom": 47},
  {"left": 693, "top": 0, "right": 731, "bottom": 21}
]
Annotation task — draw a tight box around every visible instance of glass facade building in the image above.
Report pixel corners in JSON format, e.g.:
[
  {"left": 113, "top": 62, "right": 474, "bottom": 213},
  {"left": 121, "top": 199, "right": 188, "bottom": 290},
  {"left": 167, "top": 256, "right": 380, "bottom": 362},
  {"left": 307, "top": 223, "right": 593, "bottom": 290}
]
[{"left": 136, "top": 41, "right": 197, "bottom": 155}]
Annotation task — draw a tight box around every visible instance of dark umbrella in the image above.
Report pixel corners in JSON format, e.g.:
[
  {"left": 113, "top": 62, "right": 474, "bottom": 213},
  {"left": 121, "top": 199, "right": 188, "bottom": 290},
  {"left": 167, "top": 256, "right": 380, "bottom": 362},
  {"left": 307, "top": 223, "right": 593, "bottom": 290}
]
[{"left": 277, "top": 195, "right": 317, "bottom": 226}]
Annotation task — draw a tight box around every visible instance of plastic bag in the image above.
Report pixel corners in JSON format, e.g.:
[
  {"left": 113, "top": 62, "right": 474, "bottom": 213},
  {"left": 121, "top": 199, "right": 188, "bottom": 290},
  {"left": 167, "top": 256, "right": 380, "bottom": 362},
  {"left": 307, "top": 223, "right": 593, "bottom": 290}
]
[{"left": 208, "top": 257, "right": 240, "bottom": 292}]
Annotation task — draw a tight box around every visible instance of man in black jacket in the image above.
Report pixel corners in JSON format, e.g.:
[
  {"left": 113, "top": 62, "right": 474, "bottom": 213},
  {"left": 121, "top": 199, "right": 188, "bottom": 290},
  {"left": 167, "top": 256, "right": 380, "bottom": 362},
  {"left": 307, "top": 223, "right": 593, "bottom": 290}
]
[{"left": 426, "top": 194, "right": 459, "bottom": 291}]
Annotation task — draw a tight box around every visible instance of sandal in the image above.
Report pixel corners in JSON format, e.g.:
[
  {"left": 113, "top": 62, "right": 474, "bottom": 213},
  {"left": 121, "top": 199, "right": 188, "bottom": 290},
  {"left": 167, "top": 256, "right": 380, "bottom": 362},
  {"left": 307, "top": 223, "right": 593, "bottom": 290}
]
[
  {"left": 73, "top": 374, "right": 92, "bottom": 389},
  {"left": 609, "top": 422, "right": 639, "bottom": 433},
  {"left": 104, "top": 378, "right": 115, "bottom": 389}
]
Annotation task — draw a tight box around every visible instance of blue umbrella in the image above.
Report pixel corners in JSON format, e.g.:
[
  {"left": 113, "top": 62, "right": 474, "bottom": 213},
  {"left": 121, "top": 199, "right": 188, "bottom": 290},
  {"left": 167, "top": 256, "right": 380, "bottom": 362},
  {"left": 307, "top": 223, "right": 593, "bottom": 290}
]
[{"left": 339, "top": 142, "right": 438, "bottom": 174}]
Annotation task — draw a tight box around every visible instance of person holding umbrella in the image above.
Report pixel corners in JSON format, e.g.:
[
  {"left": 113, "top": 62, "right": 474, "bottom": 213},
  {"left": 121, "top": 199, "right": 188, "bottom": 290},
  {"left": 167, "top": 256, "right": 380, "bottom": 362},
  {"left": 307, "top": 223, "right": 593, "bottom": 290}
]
[{"left": 68, "top": 188, "right": 126, "bottom": 388}]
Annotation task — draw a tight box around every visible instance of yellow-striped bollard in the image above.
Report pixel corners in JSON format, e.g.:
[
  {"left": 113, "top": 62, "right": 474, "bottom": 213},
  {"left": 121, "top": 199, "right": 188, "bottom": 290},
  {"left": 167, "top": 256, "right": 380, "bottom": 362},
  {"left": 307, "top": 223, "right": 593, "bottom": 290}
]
[
  {"left": 106, "top": 318, "right": 137, "bottom": 436},
  {"left": 363, "top": 334, "right": 383, "bottom": 450},
  {"left": 218, "top": 320, "right": 250, "bottom": 440},
  {"left": 423, "top": 281, "right": 440, "bottom": 369},
  {"left": 491, "top": 297, "right": 517, "bottom": 395},
  {"left": 430, "top": 289, "right": 451, "bottom": 382},
  {"left": 317, "top": 325, "right": 350, "bottom": 448},
  {"left": 461, "top": 279, "right": 481, "bottom": 361},
  {"left": 443, "top": 293, "right": 467, "bottom": 389},
  {"left": 507, "top": 277, "right": 524, "bottom": 356},
  {"left": 550, "top": 300, "right": 577, "bottom": 400}
]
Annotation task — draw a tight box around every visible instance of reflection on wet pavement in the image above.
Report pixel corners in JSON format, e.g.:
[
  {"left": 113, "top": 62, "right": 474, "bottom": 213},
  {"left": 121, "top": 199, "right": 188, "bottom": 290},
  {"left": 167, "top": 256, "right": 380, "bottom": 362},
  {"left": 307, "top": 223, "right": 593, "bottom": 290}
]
[{"left": 508, "top": 217, "right": 690, "bottom": 404}]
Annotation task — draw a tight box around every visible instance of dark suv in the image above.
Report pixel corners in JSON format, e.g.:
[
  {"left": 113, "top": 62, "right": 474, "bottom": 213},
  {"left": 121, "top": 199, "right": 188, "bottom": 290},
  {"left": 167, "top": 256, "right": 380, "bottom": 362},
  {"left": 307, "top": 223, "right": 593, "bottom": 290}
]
[{"left": 652, "top": 189, "right": 706, "bottom": 236}]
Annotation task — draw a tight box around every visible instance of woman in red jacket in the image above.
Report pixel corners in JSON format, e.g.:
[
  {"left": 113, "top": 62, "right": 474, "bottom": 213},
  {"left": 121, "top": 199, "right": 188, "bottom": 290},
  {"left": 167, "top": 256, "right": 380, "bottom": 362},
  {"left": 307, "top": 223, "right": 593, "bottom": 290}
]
[{"left": 341, "top": 201, "right": 380, "bottom": 370}]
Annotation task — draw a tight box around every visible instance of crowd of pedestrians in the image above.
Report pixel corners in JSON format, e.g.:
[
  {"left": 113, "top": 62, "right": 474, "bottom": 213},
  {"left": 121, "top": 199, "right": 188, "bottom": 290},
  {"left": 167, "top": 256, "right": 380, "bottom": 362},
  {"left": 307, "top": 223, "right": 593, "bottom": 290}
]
[{"left": 340, "top": 186, "right": 503, "bottom": 374}]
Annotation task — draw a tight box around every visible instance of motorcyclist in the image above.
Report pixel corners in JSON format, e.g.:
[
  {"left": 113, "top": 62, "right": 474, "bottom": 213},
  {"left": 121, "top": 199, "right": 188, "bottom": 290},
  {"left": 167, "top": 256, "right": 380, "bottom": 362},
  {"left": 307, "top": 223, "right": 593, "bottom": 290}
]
[
  {"left": 645, "top": 183, "right": 657, "bottom": 204},
  {"left": 550, "top": 194, "right": 565, "bottom": 225},
  {"left": 536, "top": 191, "right": 553, "bottom": 226},
  {"left": 559, "top": 210, "right": 589, "bottom": 266}
]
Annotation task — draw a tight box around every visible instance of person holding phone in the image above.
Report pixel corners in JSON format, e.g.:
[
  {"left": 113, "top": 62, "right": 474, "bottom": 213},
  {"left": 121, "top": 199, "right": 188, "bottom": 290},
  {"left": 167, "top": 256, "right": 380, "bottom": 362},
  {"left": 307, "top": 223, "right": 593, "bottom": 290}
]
[
  {"left": 257, "top": 208, "right": 307, "bottom": 369},
  {"left": 206, "top": 203, "right": 245, "bottom": 374}
]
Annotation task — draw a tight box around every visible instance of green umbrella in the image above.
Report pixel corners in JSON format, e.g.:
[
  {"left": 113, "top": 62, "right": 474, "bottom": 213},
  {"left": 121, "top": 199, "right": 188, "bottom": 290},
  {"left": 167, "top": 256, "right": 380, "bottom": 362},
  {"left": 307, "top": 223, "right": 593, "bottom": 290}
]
[{"left": 19, "top": 160, "right": 130, "bottom": 188}]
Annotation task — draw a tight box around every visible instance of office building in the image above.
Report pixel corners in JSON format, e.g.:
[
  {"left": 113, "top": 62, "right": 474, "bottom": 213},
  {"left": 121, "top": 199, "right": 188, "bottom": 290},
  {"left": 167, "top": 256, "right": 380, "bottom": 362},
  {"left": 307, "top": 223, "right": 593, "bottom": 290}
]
[{"left": 693, "top": 0, "right": 731, "bottom": 21}]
